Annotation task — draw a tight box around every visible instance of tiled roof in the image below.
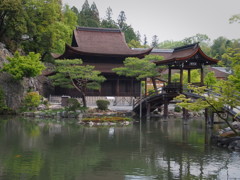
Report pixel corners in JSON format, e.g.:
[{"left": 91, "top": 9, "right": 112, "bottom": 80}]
[
  {"left": 54, "top": 27, "right": 152, "bottom": 59},
  {"left": 153, "top": 43, "right": 219, "bottom": 65}
]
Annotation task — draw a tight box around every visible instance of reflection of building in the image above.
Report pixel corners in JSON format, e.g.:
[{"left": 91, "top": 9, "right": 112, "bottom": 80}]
[{"left": 52, "top": 27, "right": 152, "bottom": 97}]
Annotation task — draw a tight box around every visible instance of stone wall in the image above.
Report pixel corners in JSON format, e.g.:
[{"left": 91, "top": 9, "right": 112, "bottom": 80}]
[{"left": 0, "top": 42, "right": 54, "bottom": 110}]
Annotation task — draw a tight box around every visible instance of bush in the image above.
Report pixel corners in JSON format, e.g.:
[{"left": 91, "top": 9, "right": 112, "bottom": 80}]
[
  {"left": 96, "top": 100, "right": 110, "bottom": 110},
  {"left": 66, "top": 98, "right": 81, "bottom": 111},
  {"left": 22, "top": 92, "right": 42, "bottom": 111},
  {"left": 174, "top": 105, "right": 182, "bottom": 112}
]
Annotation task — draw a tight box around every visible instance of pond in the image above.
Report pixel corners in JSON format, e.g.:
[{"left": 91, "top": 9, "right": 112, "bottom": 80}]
[{"left": 0, "top": 116, "right": 240, "bottom": 180}]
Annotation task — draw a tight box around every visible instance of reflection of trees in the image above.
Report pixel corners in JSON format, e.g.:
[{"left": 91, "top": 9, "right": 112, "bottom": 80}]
[
  {"left": 4, "top": 151, "right": 43, "bottom": 179},
  {"left": 0, "top": 117, "right": 236, "bottom": 179}
]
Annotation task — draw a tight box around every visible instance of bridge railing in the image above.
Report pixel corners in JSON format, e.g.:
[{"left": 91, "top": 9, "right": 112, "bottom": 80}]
[{"left": 133, "top": 88, "right": 164, "bottom": 109}]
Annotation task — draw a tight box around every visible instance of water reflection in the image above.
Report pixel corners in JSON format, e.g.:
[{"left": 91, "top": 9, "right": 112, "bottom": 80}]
[{"left": 0, "top": 116, "right": 239, "bottom": 180}]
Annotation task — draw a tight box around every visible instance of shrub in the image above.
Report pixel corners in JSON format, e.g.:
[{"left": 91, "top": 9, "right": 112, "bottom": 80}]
[
  {"left": 66, "top": 98, "right": 81, "bottom": 111},
  {"left": 22, "top": 92, "right": 42, "bottom": 111},
  {"left": 96, "top": 100, "right": 110, "bottom": 110},
  {"left": 174, "top": 105, "right": 182, "bottom": 112}
]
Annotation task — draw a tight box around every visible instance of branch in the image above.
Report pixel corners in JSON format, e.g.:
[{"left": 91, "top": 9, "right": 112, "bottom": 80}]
[{"left": 205, "top": 98, "right": 239, "bottom": 135}]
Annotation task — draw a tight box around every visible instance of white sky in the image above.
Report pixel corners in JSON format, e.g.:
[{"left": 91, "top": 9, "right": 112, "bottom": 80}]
[{"left": 62, "top": 0, "right": 240, "bottom": 43}]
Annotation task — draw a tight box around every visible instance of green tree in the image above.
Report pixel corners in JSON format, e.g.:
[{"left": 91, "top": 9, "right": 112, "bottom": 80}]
[
  {"left": 117, "top": 11, "right": 127, "bottom": 29},
  {"left": 204, "top": 71, "right": 217, "bottom": 86},
  {"left": 143, "top": 34, "right": 148, "bottom": 47},
  {"left": 158, "top": 40, "right": 185, "bottom": 49},
  {"left": 50, "top": 59, "right": 106, "bottom": 107},
  {"left": 0, "top": 0, "right": 27, "bottom": 50},
  {"left": 221, "top": 48, "right": 240, "bottom": 91},
  {"left": 151, "top": 35, "right": 159, "bottom": 47},
  {"left": 210, "top": 36, "right": 231, "bottom": 60},
  {"left": 101, "top": 7, "right": 118, "bottom": 28},
  {"left": 50, "top": 5, "right": 77, "bottom": 54},
  {"left": 0, "top": 0, "right": 77, "bottom": 60},
  {"left": 1, "top": 51, "right": 45, "bottom": 80},
  {"left": 175, "top": 82, "right": 239, "bottom": 135},
  {"left": 229, "top": 14, "right": 240, "bottom": 23},
  {"left": 113, "top": 56, "right": 163, "bottom": 80},
  {"left": 78, "top": 0, "right": 100, "bottom": 27},
  {"left": 127, "top": 40, "right": 144, "bottom": 48}
]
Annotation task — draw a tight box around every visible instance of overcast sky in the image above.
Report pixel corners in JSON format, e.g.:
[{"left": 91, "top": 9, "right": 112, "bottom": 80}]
[{"left": 62, "top": 0, "right": 240, "bottom": 43}]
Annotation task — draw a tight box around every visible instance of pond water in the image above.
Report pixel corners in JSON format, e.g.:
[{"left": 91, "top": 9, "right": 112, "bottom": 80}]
[{"left": 0, "top": 116, "right": 240, "bottom": 180}]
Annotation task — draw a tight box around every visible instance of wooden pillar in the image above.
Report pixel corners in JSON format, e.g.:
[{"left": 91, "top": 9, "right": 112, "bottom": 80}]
[
  {"left": 145, "top": 78, "right": 147, "bottom": 96},
  {"left": 168, "top": 67, "right": 172, "bottom": 84},
  {"left": 205, "top": 108, "right": 214, "bottom": 127},
  {"left": 163, "top": 100, "right": 168, "bottom": 119},
  {"left": 131, "top": 77, "right": 133, "bottom": 96},
  {"left": 200, "top": 65, "right": 204, "bottom": 86},
  {"left": 180, "top": 67, "right": 183, "bottom": 92},
  {"left": 116, "top": 77, "right": 120, "bottom": 96},
  {"left": 188, "top": 69, "right": 191, "bottom": 84}
]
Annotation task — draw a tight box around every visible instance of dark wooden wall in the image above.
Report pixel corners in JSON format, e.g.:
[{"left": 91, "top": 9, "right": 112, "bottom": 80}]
[{"left": 54, "top": 76, "right": 140, "bottom": 97}]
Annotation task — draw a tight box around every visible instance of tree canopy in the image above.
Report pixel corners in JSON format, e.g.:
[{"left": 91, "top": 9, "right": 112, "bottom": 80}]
[
  {"left": 0, "top": 0, "right": 77, "bottom": 61},
  {"left": 112, "top": 55, "right": 163, "bottom": 80},
  {"left": 49, "top": 59, "right": 106, "bottom": 107},
  {"left": 1, "top": 51, "right": 45, "bottom": 80}
]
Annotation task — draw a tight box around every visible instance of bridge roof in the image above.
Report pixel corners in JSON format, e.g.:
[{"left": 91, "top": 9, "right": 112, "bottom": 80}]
[{"left": 154, "top": 43, "right": 219, "bottom": 66}]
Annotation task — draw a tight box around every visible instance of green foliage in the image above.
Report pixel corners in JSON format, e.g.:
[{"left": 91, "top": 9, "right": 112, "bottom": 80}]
[
  {"left": 174, "top": 105, "right": 182, "bottom": 112},
  {"left": 22, "top": 92, "right": 42, "bottom": 111},
  {"left": 0, "top": 86, "right": 13, "bottom": 114},
  {"left": 76, "top": 0, "right": 100, "bottom": 27},
  {"left": 175, "top": 81, "right": 239, "bottom": 112},
  {"left": 96, "top": 100, "right": 110, "bottom": 110},
  {"left": 171, "top": 69, "right": 200, "bottom": 84},
  {"left": 113, "top": 57, "right": 160, "bottom": 80},
  {"left": 66, "top": 98, "right": 82, "bottom": 111},
  {"left": 204, "top": 71, "right": 217, "bottom": 86},
  {"left": 220, "top": 48, "right": 240, "bottom": 91},
  {"left": 0, "top": 0, "right": 77, "bottom": 61},
  {"left": 1, "top": 51, "right": 45, "bottom": 80},
  {"left": 127, "top": 40, "right": 144, "bottom": 48},
  {"left": 229, "top": 14, "right": 240, "bottom": 23},
  {"left": 144, "top": 55, "right": 164, "bottom": 61}
]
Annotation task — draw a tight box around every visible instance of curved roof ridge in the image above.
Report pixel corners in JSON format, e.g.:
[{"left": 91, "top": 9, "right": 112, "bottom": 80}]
[{"left": 76, "top": 26, "right": 121, "bottom": 33}]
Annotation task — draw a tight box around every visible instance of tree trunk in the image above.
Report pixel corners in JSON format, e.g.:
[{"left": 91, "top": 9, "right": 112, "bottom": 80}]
[
  {"left": 151, "top": 77, "right": 158, "bottom": 93},
  {"left": 71, "top": 79, "right": 87, "bottom": 107}
]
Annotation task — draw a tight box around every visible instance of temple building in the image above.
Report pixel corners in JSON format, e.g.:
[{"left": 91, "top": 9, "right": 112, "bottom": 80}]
[
  {"left": 51, "top": 27, "right": 219, "bottom": 105},
  {"left": 52, "top": 27, "right": 152, "bottom": 97}
]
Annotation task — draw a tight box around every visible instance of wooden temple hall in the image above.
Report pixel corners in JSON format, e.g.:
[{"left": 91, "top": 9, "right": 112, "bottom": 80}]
[
  {"left": 52, "top": 27, "right": 219, "bottom": 111},
  {"left": 52, "top": 27, "right": 152, "bottom": 98}
]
